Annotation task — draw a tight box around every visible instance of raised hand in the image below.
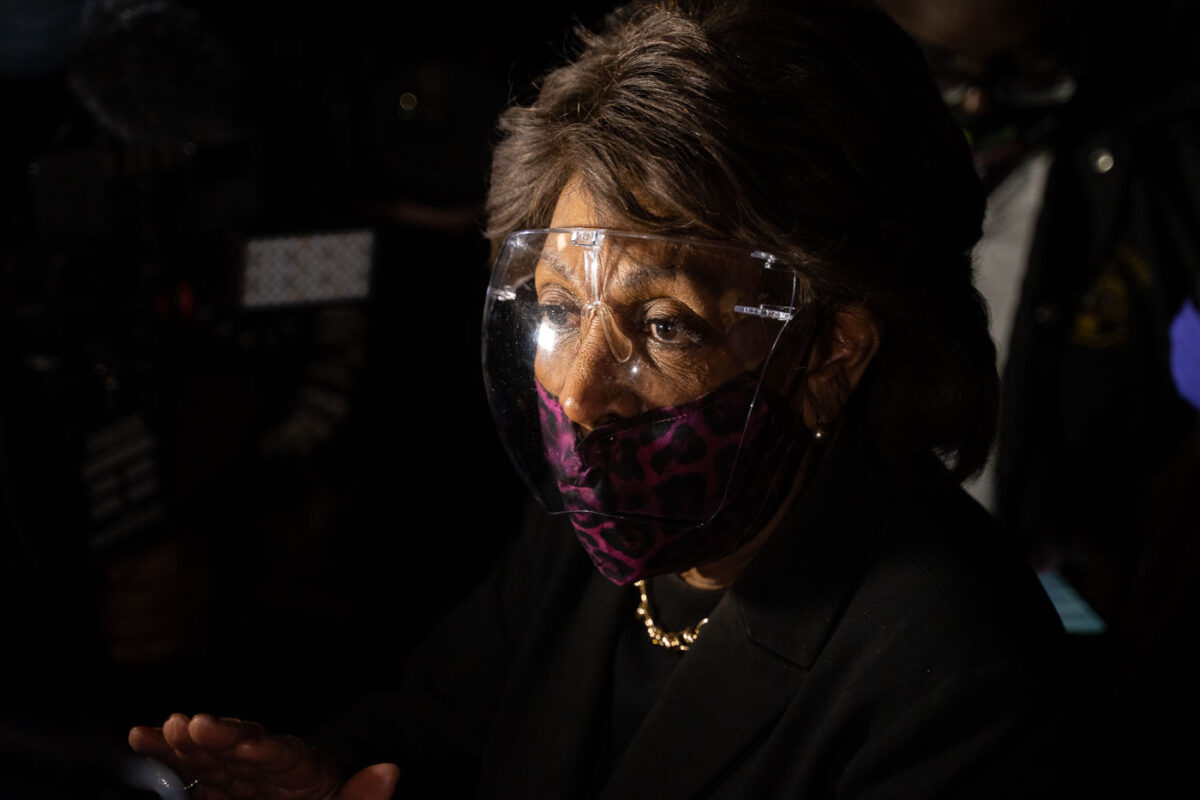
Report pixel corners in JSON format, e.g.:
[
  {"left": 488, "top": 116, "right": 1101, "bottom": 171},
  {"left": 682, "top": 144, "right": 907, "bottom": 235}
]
[{"left": 128, "top": 713, "right": 398, "bottom": 800}]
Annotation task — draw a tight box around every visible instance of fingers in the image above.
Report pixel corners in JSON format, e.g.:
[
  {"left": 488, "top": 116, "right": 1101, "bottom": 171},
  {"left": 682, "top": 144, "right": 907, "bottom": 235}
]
[
  {"left": 337, "top": 764, "right": 400, "bottom": 800},
  {"left": 128, "top": 725, "right": 173, "bottom": 760},
  {"left": 163, "top": 713, "right": 196, "bottom": 750},
  {"left": 128, "top": 713, "right": 343, "bottom": 800},
  {"left": 129, "top": 714, "right": 227, "bottom": 795},
  {"left": 233, "top": 734, "right": 307, "bottom": 770},
  {"left": 187, "top": 714, "right": 266, "bottom": 750}
]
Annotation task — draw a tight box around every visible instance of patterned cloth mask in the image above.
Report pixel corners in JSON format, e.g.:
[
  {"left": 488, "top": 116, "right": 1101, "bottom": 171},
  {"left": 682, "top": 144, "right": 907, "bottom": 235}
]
[{"left": 536, "top": 373, "right": 802, "bottom": 584}]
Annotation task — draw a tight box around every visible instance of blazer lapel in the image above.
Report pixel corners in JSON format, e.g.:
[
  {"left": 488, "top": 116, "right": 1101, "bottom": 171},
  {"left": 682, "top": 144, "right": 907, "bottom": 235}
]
[{"left": 601, "top": 598, "right": 808, "bottom": 799}]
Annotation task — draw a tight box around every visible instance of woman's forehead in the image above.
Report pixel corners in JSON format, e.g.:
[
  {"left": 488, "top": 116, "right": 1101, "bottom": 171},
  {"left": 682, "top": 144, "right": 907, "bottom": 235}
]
[
  {"left": 549, "top": 175, "right": 607, "bottom": 229},
  {"left": 534, "top": 234, "right": 745, "bottom": 298},
  {"left": 543, "top": 182, "right": 745, "bottom": 278}
]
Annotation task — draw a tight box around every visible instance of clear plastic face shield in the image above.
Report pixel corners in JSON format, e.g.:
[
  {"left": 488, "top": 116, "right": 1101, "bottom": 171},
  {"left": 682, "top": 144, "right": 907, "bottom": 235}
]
[{"left": 482, "top": 228, "right": 799, "bottom": 532}]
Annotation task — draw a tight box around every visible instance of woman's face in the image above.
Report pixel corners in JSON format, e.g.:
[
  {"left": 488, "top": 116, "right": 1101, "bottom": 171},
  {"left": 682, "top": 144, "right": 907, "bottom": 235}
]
[{"left": 533, "top": 180, "right": 778, "bottom": 432}]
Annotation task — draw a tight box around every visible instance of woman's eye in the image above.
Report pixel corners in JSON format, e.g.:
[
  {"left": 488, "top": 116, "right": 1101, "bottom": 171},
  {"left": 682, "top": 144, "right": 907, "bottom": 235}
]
[
  {"left": 649, "top": 319, "right": 679, "bottom": 341},
  {"left": 646, "top": 317, "right": 704, "bottom": 346}
]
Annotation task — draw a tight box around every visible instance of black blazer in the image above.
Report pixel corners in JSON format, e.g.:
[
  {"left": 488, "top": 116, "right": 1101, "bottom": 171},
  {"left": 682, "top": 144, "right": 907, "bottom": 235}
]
[{"left": 321, "top": 423, "right": 1070, "bottom": 798}]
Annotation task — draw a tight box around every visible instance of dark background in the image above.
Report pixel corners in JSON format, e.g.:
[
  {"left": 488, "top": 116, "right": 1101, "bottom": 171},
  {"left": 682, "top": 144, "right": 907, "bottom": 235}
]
[{"left": 0, "top": 0, "right": 613, "bottom": 773}]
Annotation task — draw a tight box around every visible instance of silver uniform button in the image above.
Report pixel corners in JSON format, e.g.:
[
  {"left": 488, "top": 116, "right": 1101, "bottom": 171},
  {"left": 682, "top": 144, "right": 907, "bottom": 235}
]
[{"left": 1090, "top": 147, "right": 1115, "bottom": 174}]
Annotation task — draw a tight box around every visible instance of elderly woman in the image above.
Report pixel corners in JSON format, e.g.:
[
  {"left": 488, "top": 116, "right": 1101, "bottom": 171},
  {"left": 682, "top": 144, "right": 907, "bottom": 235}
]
[{"left": 130, "top": 1, "right": 1067, "bottom": 797}]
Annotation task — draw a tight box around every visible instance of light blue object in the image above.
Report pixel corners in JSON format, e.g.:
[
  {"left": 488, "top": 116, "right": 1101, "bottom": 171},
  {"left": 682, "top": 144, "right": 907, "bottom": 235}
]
[
  {"left": 1036, "top": 569, "right": 1107, "bottom": 635},
  {"left": 1169, "top": 297, "right": 1200, "bottom": 411},
  {"left": 121, "top": 755, "right": 191, "bottom": 800}
]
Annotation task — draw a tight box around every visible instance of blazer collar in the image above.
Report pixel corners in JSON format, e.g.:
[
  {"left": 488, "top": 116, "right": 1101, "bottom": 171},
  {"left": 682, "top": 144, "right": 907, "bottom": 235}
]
[{"left": 729, "top": 412, "right": 896, "bottom": 669}]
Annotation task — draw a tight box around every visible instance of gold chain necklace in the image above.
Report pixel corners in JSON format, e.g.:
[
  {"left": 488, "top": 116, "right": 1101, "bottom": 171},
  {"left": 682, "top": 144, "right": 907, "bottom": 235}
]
[{"left": 633, "top": 579, "right": 709, "bottom": 652}]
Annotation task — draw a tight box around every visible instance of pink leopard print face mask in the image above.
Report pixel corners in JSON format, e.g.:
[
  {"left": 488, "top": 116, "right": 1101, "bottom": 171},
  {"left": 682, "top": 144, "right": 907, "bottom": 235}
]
[{"left": 536, "top": 373, "right": 802, "bottom": 584}]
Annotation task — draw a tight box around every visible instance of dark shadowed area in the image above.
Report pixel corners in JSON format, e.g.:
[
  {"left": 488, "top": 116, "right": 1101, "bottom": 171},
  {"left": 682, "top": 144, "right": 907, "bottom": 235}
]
[{"left": 0, "top": 0, "right": 613, "bottom": 787}]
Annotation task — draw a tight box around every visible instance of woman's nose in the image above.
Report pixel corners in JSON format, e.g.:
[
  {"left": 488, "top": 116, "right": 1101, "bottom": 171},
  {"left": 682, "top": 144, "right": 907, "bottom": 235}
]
[{"left": 558, "top": 325, "right": 643, "bottom": 432}]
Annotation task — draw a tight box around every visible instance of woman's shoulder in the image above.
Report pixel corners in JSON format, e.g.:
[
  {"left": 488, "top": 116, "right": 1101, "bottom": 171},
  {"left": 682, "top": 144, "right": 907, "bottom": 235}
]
[
  {"left": 856, "top": 480, "right": 1065, "bottom": 664},
  {"left": 726, "top": 478, "right": 1074, "bottom": 797},
  {"left": 731, "top": 442, "right": 1069, "bottom": 724}
]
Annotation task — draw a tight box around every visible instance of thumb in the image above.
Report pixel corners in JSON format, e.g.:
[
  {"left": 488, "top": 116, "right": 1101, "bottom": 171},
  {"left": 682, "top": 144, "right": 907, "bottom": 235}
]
[{"left": 336, "top": 763, "right": 400, "bottom": 800}]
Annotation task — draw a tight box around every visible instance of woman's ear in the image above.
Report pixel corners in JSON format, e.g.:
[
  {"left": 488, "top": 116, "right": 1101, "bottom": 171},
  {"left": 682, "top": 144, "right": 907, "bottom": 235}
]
[{"left": 801, "top": 306, "right": 881, "bottom": 429}]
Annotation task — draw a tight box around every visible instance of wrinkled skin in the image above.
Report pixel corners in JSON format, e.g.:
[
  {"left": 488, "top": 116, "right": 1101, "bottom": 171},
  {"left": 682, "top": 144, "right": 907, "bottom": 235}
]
[{"left": 128, "top": 713, "right": 398, "bottom": 800}]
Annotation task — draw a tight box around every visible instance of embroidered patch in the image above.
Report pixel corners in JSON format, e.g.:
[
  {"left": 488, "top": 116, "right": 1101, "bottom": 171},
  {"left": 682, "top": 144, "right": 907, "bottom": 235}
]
[{"left": 1069, "top": 245, "right": 1151, "bottom": 348}]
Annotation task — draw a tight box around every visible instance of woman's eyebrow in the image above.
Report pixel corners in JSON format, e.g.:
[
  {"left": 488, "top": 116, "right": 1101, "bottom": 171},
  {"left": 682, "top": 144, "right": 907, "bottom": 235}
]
[
  {"left": 614, "top": 256, "right": 726, "bottom": 296},
  {"left": 611, "top": 261, "right": 680, "bottom": 291},
  {"left": 536, "top": 250, "right": 578, "bottom": 283},
  {"left": 609, "top": 246, "right": 722, "bottom": 292}
]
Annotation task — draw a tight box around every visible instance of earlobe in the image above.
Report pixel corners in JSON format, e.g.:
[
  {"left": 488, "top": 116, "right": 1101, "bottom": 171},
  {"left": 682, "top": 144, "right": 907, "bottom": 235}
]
[{"left": 800, "top": 306, "right": 882, "bottom": 430}]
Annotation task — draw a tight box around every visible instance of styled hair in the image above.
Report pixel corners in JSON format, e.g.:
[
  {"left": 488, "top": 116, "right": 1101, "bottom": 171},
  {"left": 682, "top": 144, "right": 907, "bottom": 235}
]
[{"left": 485, "top": 0, "right": 996, "bottom": 480}]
